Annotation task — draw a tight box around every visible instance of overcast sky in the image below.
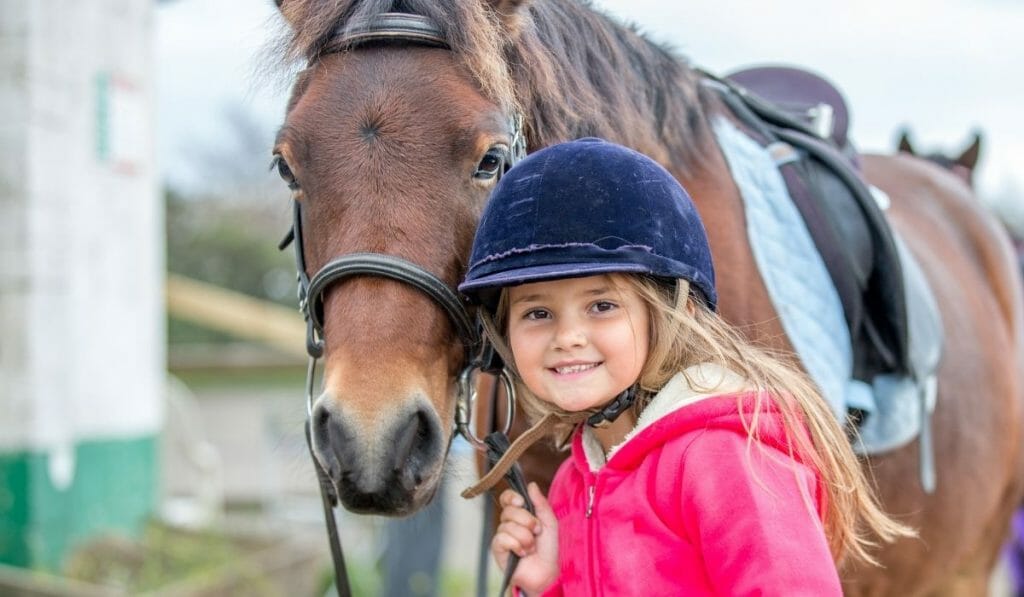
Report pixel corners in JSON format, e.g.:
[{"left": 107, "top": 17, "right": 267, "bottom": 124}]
[{"left": 156, "top": 0, "right": 1024, "bottom": 206}]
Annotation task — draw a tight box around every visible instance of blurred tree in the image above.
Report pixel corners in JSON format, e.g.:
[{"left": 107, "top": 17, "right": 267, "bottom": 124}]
[
  {"left": 166, "top": 190, "right": 293, "bottom": 304},
  {"left": 165, "top": 104, "right": 295, "bottom": 345}
]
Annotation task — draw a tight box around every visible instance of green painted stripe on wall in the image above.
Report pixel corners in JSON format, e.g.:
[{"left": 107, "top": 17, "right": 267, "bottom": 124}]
[{"left": 0, "top": 435, "right": 157, "bottom": 571}]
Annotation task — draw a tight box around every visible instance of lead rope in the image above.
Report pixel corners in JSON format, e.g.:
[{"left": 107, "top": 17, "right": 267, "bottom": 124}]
[
  {"left": 465, "top": 384, "right": 636, "bottom": 594},
  {"left": 464, "top": 385, "right": 635, "bottom": 501},
  {"left": 304, "top": 420, "right": 352, "bottom": 597},
  {"left": 462, "top": 413, "right": 561, "bottom": 500},
  {"left": 463, "top": 412, "right": 583, "bottom": 596},
  {"left": 483, "top": 432, "right": 536, "bottom": 597},
  {"left": 475, "top": 376, "right": 502, "bottom": 597}
]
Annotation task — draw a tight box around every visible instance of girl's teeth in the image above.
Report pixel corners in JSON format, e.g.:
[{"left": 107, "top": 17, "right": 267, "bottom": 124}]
[{"left": 556, "top": 363, "right": 596, "bottom": 374}]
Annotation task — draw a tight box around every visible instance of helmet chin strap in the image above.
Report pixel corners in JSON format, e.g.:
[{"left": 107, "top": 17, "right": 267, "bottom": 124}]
[
  {"left": 461, "top": 384, "right": 639, "bottom": 500},
  {"left": 586, "top": 385, "right": 638, "bottom": 428}
]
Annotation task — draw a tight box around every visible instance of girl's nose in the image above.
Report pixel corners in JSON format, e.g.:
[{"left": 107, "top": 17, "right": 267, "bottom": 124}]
[{"left": 553, "top": 319, "right": 587, "bottom": 349}]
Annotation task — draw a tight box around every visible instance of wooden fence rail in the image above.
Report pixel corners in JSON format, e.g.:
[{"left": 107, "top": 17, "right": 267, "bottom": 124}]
[{"left": 165, "top": 274, "right": 307, "bottom": 359}]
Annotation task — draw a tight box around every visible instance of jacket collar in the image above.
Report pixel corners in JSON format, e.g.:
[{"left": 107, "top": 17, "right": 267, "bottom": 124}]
[{"left": 581, "top": 363, "right": 751, "bottom": 470}]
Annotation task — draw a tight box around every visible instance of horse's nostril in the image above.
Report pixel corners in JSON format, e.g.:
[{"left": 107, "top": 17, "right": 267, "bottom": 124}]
[
  {"left": 311, "top": 404, "right": 334, "bottom": 446},
  {"left": 393, "top": 410, "right": 424, "bottom": 470},
  {"left": 311, "top": 403, "right": 352, "bottom": 482},
  {"left": 392, "top": 408, "right": 437, "bottom": 477}
]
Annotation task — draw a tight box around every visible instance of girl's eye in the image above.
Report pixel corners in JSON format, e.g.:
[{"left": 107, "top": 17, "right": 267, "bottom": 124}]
[
  {"left": 591, "top": 301, "right": 617, "bottom": 313},
  {"left": 523, "top": 308, "right": 551, "bottom": 321}
]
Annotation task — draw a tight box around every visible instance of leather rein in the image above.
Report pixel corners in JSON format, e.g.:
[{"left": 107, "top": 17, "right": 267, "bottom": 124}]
[{"left": 279, "top": 13, "right": 525, "bottom": 597}]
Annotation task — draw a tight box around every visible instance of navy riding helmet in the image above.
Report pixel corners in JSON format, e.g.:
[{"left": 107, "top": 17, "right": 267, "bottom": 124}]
[{"left": 459, "top": 137, "right": 717, "bottom": 311}]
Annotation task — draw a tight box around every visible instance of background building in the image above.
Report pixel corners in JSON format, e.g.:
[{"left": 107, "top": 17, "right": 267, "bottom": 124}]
[{"left": 0, "top": 0, "right": 163, "bottom": 570}]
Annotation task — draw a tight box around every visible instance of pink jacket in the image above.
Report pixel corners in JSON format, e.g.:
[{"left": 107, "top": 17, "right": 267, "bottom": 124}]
[{"left": 536, "top": 368, "right": 841, "bottom": 596}]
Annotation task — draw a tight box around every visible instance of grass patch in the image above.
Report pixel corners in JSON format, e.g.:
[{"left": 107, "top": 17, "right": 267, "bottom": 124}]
[
  {"left": 61, "top": 520, "right": 321, "bottom": 596},
  {"left": 170, "top": 365, "right": 305, "bottom": 390}
]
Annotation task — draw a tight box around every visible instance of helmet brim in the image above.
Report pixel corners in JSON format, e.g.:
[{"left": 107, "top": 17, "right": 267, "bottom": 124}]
[{"left": 459, "top": 262, "right": 651, "bottom": 307}]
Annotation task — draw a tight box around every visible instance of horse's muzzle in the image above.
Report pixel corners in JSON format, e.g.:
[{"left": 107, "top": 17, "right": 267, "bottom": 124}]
[{"left": 310, "top": 398, "right": 444, "bottom": 515}]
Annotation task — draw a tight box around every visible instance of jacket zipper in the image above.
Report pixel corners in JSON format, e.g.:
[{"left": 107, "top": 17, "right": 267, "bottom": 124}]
[{"left": 586, "top": 480, "right": 600, "bottom": 595}]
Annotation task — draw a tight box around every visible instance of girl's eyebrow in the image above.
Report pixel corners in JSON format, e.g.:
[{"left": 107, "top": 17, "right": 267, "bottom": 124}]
[
  {"left": 510, "top": 285, "right": 612, "bottom": 306},
  {"left": 510, "top": 292, "right": 545, "bottom": 306}
]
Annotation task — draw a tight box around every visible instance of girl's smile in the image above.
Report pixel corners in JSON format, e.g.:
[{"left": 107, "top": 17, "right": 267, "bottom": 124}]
[
  {"left": 507, "top": 274, "right": 650, "bottom": 414},
  {"left": 550, "top": 361, "right": 600, "bottom": 377}
]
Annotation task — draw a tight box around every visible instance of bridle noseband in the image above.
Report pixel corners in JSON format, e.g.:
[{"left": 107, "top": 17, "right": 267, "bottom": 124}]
[
  {"left": 305, "top": 254, "right": 477, "bottom": 359},
  {"left": 279, "top": 12, "right": 525, "bottom": 597}
]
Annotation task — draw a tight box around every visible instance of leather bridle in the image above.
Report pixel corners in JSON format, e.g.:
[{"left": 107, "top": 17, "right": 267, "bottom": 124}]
[{"left": 278, "top": 12, "right": 525, "bottom": 597}]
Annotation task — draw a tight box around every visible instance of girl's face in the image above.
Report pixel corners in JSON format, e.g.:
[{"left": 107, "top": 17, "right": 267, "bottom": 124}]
[{"left": 506, "top": 274, "right": 650, "bottom": 413}]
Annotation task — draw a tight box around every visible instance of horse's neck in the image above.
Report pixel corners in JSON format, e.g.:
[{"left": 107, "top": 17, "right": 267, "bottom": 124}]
[
  {"left": 515, "top": 1, "right": 710, "bottom": 169},
  {"left": 512, "top": 4, "right": 786, "bottom": 346}
]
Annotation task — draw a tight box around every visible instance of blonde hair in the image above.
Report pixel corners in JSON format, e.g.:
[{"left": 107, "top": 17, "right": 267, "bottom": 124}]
[{"left": 481, "top": 273, "right": 913, "bottom": 566}]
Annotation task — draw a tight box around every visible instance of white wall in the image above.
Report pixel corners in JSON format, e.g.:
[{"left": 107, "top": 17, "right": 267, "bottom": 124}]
[{"left": 0, "top": 0, "right": 162, "bottom": 488}]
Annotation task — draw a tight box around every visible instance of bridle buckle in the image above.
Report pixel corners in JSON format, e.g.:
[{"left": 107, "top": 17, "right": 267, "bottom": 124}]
[{"left": 455, "top": 363, "right": 516, "bottom": 452}]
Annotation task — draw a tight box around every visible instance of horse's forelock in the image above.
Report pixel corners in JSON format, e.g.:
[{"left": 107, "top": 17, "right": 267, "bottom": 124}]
[
  {"left": 279, "top": 0, "right": 713, "bottom": 174},
  {"left": 280, "top": 0, "right": 518, "bottom": 117}
]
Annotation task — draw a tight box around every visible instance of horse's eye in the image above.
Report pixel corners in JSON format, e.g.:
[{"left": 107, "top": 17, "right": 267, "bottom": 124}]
[
  {"left": 272, "top": 155, "right": 300, "bottom": 190},
  {"left": 474, "top": 147, "right": 507, "bottom": 180}
]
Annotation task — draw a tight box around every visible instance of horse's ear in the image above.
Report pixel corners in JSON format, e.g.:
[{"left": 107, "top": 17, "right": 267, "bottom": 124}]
[
  {"left": 897, "top": 129, "right": 916, "bottom": 155},
  {"left": 958, "top": 131, "right": 983, "bottom": 171}
]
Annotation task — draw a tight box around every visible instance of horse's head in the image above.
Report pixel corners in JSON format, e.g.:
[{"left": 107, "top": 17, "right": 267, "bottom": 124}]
[
  {"left": 273, "top": 0, "right": 529, "bottom": 515},
  {"left": 896, "top": 128, "right": 982, "bottom": 189}
]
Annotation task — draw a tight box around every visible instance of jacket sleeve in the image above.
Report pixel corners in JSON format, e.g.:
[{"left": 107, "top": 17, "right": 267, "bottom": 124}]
[{"left": 679, "top": 428, "right": 842, "bottom": 596}]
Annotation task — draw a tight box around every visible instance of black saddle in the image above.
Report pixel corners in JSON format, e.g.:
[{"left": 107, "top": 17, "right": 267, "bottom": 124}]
[{"left": 705, "top": 66, "right": 910, "bottom": 384}]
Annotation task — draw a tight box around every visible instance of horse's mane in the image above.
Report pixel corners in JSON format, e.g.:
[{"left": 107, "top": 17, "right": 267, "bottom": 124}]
[{"left": 278, "top": 0, "right": 714, "bottom": 171}]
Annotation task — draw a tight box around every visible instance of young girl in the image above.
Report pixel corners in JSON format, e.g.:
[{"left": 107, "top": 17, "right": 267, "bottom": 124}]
[{"left": 458, "top": 138, "right": 911, "bottom": 595}]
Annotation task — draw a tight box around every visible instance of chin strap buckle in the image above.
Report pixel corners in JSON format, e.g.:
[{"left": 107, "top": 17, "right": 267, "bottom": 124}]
[{"left": 586, "top": 386, "right": 637, "bottom": 428}]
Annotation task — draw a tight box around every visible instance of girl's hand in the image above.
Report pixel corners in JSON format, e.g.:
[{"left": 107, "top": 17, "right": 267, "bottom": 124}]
[{"left": 491, "top": 482, "right": 559, "bottom": 594}]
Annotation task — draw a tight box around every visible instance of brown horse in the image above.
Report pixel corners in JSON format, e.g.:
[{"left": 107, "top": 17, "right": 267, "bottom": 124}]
[
  {"left": 271, "top": 1, "right": 1024, "bottom": 594},
  {"left": 896, "top": 128, "right": 983, "bottom": 189}
]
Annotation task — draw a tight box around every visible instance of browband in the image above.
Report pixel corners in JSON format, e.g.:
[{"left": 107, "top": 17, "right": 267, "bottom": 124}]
[{"left": 326, "top": 13, "right": 449, "bottom": 53}]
